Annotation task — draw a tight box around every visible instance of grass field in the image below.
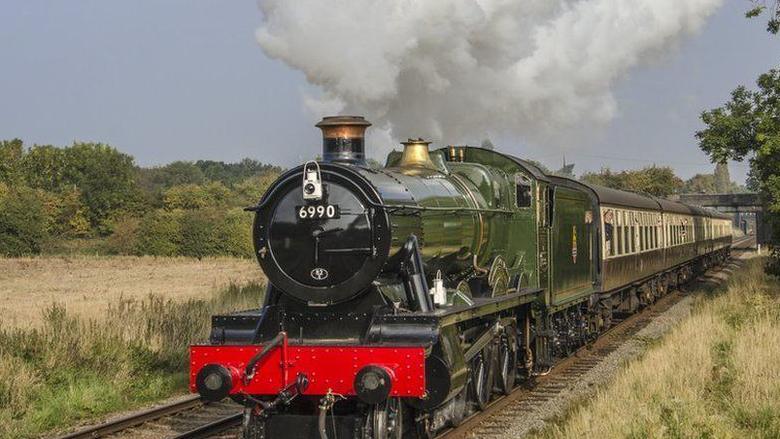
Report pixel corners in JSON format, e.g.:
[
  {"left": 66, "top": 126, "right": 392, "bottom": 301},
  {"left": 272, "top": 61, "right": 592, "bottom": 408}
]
[
  {"left": 0, "top": 255, "right": 262, "bottom": 327},
  {"left": 0, "top": 255, "right": 265, "bottom": 438},
  {"left": 534, "top": 257, "right": 780, "bottom": 438}
]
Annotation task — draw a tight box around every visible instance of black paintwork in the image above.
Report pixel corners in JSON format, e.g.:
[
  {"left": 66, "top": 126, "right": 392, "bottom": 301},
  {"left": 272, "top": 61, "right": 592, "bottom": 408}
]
[{"left": 253, "top": 164, "right": 391, "bottom": 305}]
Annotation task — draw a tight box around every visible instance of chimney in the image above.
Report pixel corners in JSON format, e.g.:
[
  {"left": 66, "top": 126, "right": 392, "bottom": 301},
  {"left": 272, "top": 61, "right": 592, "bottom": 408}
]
[{"left": 315, "top": 116, "right": 371, "bottom": 165}]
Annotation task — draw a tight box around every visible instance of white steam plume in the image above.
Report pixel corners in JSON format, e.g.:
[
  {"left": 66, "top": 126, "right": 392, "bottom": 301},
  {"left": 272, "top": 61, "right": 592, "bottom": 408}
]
[{"left": 256, "top": 0, "right": 722, "bottom": 154}]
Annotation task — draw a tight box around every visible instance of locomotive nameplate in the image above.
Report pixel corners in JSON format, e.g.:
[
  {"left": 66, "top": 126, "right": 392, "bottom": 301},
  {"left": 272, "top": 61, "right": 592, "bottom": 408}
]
[{"left": 295, "top": 204, "right": 340, "bottom": 220}]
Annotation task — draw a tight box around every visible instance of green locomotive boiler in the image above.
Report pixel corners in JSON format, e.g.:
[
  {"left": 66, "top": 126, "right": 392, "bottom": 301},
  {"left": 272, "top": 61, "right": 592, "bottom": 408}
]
[{"left": 190, "top": 116, "right": 732, "bottom": 439}]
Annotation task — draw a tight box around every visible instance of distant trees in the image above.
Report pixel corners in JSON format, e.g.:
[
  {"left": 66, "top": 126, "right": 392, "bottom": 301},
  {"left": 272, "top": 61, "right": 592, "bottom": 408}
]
[
  {"left": 5, "top": 142, "right": 138, "bottom": 230},
  {"left": 0, "top": 139, "right": 281, "bottom": 257},
  {"left": 682, "top": 174, "right": 716, "bottom": 194},
  {"left": 580, "top": 166, "right": 684, "bottom": 197}
]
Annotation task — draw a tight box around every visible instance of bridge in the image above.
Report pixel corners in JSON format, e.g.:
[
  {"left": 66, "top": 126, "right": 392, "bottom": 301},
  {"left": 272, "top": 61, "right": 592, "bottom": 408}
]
[{"left": 669, "top": 192, "right": 771, "bottom": 245}]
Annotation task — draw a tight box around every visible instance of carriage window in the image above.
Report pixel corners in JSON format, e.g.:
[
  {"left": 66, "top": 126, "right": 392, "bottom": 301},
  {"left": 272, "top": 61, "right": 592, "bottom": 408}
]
[
  {"left": 654, "top": 225, "right": 659, "bottom": 248},
  {"left": 603, "top": 209, "right": 614, "bottom": 257},
  {"left": 515, "top": 174, "right": 532, "bottom": 208}
]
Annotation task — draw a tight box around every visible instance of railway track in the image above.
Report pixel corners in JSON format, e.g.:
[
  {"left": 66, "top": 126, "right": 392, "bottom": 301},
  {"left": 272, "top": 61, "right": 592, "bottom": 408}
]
[
  {"left": 58, "top": 241, "right": 753, "bottom": 439},
  {"left": 55, "top": 396, "right": 242, "bottom": 439}
]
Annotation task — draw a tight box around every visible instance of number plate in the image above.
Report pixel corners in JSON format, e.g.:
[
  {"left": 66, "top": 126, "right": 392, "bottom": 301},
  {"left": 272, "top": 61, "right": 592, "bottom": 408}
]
[{"left": 296, "top": 204, "right": 340, "bottom": 220}]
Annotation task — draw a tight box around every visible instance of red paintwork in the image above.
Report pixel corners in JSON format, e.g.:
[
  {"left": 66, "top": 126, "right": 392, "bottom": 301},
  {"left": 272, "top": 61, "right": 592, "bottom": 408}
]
[{"left": 190, "top": 343, "right": 426, "bottom": 398}]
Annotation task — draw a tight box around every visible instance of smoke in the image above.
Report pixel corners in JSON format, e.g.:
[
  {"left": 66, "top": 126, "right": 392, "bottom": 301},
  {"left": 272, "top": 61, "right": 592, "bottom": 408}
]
[{"left": 256, "top": 0, "right": 722, "bottom": 154}]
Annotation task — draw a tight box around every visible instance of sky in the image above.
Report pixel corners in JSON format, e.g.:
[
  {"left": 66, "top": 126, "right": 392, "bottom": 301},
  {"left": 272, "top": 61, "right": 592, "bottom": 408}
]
[{"left": 0, "top": 1, "right": 777, "bottom": 185}]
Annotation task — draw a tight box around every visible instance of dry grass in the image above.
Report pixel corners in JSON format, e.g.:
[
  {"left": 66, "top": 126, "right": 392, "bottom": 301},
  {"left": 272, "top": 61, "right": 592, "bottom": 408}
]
[
  {"left": 534, "top": 257, "right": 780, "bottom": 438},
  {"left": 0, "top": 255, "right": 263, "bottom": 327},
  {"left": 0, "top": 281, "right": 265, "bottom": 439}
]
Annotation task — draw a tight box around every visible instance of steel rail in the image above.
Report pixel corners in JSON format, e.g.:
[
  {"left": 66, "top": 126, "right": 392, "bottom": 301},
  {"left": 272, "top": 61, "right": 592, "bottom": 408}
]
[
  {"left": 56, "top": 395, "right": 203, "bottom": 439},
  {"left": 171, "top": 413, "right": 243, "bottom": 439}
]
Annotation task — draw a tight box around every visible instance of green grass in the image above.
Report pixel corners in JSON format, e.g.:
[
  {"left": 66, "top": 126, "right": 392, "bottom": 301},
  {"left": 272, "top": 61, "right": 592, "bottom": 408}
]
[
  {"left": 532, "top": 257, "right": 780, "bottom": 439},
  {"left": 0, "top": 282, "right": 263, "bottom": 438}
]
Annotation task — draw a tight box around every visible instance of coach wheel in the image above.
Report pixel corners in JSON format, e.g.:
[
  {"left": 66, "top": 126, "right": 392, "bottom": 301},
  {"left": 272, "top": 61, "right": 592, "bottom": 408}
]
[
  {"left": 470, "top": 345, "right": 495, "bottom": 410},
  {"left": 367, "top": 397, "right": 403, "bottom": 439},
  {"left": 497, "top": 329, "right": 518, "bottom": 395}
]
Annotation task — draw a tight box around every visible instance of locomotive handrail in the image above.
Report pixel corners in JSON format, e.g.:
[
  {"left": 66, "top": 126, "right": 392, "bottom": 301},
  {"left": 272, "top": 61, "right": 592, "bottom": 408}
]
[
  {"left": 246, "top": 199, "right": 515, "bottom": 215},
  {"left": 243, "top": 331, "right": 287, "bottom": 385},
  {"left": 364, "top": 201, "right": 515, "bottom": 215}
]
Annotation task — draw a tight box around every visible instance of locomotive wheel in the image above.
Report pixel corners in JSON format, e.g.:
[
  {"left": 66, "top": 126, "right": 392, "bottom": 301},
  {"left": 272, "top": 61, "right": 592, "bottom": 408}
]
[
  {"left": 497, "top": 329, "right": 518, "bottom": 395},
  {"left": 414, "top": 415, "right": 434, "bottom": 439},
  {"left": 449, "top": 384, "right": 468, "bottom": 427},
  {"left": 470, "top": 345, "right": 496, "bottom": 410},
  {"left": 367, "top": 397, "right": 403, "bottom": 439}
]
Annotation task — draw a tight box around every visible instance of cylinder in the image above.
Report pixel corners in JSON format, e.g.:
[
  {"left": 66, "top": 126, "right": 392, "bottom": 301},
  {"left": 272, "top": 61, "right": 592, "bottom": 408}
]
[{"left": 315, "top": 116, "right": 371, "bottom": 165}]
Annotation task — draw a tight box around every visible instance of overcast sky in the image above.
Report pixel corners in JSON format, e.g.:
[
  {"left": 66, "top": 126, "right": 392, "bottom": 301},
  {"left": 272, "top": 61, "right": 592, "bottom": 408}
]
[{"left": 1, "top": 1, "right": 777, "bottom": 184}]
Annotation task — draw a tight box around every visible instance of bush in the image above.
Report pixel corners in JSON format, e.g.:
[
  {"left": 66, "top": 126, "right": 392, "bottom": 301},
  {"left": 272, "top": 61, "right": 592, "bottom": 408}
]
[
  {"left": 0, "top": 186, "right": 49, "bottom": 256},
  {"left": 133, "top": 210, "right": 182, "bottom": 256},
  {"left": 163, "top": 182, "right": 232, "bottom": 210},
  {"left": 104, "top": 217, "right": 142, "bottom": 255},
  {"left": 37, "top": 188, "right": 91, "bottom": 238},
  {"left": 179, "top": 209, "right": 222, "bottom": 258},
  {"left": 218, "top": 208, "right": 254, "bottom": 258},
  {"left": 178, "top": 208, "right": 253, "bottom": 258}
]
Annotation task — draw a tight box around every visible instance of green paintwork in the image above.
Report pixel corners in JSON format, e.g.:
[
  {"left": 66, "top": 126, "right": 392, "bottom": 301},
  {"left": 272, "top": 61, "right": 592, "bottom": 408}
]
[
  {"left": 369, "top": 147, "right": 540, "bottom": 295},
  {"left": 373, "top": 146, "right": 601, "bottom": 308},
  {"left": 549, "top": 186, "right": 596, "bottom": 305}
]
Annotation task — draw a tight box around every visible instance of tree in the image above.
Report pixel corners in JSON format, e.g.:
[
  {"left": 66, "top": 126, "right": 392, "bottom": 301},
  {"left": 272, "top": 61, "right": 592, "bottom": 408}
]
[
  {"left": 480, "top": 139, "right": 495, "bottom": 150},
  {"left": 18, "top": 142, "right": 138, "bottom": 231},
  {"left": 746, "top": 1, "right": 780, "bottom": 34},
  {"left": 580, "top": 166, "right": 683, "bottom": 197},
  {"left": 0, "top": 185, "right": 48, "bottom": 256},
  {"left": 682, "top": 174, "right": 717, "bottom": 194},
  {"left": 0, "top": 139, "right": 23, "bottom": 185},
  {"left": 137, "top": 161, "right": 206, "bottom": 193},
  {"left": 696, "top": 68, "right": 780, "bottom": 271},
  {"left": 20, "top": 145, "right": 69, "bottom": 191},
  {"left": 63, "top": 143, "right": 138, "bottom": 230},
  {"left": 162, "top": 182, "right": 233, "bottom": 210},
  {"left": 714, "top": 163, "right": 732, "bottom": 193},
  {"left": 195, "top": 159, "right": 282, "bottom": 186}
]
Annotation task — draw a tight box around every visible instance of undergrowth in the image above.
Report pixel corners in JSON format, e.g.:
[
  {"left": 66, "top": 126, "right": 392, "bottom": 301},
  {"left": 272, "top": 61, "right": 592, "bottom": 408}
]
[{"left": 0, "top": 282, "right": 264, "bottom": 438}]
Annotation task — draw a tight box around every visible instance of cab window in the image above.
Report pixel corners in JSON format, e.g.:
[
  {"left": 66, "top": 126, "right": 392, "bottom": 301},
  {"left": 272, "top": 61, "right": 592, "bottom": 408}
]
[{"left": 515, "top": 174, "right": 532, "bottom": 208}]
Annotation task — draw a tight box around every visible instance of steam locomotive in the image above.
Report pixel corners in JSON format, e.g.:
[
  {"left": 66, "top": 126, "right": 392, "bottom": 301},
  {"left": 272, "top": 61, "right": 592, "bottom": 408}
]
[{"left": 189, "top": 116, "right": 732, "bottom": 438}]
